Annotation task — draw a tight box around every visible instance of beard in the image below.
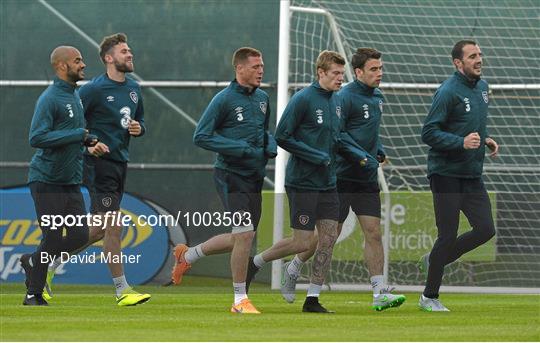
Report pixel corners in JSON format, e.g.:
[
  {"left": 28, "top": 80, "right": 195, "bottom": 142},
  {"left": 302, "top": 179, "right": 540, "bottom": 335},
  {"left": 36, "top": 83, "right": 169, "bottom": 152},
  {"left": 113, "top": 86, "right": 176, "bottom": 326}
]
[
  {"left": 114, "top": 60, "right": 134, "bottom": 73},
  {"left": 464, "top": 65, "right": 481, "bottom": 80},
  {"left": 66, "top": 67, "right": 84, "bottom": 83}
]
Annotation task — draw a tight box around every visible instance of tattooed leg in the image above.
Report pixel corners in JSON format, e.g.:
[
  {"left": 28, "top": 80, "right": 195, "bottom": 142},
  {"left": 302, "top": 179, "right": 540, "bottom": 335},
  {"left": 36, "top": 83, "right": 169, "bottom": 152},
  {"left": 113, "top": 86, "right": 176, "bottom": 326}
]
[{"left": 310, "top": 219, "right": 339, "bottom": 285}]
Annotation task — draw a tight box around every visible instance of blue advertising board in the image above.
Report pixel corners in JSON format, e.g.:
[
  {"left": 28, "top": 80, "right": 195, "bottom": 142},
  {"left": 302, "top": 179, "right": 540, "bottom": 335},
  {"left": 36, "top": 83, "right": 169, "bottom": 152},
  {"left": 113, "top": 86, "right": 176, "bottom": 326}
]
[{"left": 0, "top": 185, "right": 170, "bottom": 285}]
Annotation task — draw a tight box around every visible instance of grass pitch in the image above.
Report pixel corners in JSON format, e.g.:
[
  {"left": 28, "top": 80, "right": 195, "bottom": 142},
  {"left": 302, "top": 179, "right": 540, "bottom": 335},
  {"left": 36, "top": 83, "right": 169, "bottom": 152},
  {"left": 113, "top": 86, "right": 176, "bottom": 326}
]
[{"left": 1, "top": 277, "right": 539, "bottom": 342}]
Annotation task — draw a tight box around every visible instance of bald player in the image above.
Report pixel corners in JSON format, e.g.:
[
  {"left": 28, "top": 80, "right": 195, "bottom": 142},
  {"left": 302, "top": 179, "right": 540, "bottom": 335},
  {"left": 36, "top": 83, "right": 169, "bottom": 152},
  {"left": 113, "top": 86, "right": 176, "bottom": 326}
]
[
  {"left": 21, "top": 46, "right": 105, "bottom": 306},
  {"left": 43, "top": 33, "right": 149, "bottom": 306}
]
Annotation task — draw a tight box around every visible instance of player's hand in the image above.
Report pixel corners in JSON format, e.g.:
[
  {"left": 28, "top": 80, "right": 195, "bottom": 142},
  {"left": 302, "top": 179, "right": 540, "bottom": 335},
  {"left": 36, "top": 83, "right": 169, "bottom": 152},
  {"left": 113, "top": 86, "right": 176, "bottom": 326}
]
[
  {"left": 485, "top": 137, "right": 499, "bottom": 158},
  {"left": 83, "top": 132, "right": 99, "bottom": 147},
  {"left": 128, "top": 120, "right": 142, "bottom": 136},
  {"left": 244, "top": 146, "right": 264, "bottom": 159},
  {"left": 88, "top": 142, "right": 110, "bottom": 157},
  {"left": 463, "top": 132, "right": 481, "bottom": 150}
]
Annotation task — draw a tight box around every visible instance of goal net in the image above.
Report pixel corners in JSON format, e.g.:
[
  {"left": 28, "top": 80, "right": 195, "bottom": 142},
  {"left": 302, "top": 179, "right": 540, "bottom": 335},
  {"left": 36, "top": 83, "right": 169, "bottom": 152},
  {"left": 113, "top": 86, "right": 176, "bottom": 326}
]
[{"left": 275, "top": 0, "right": 540, "bottom": 292}]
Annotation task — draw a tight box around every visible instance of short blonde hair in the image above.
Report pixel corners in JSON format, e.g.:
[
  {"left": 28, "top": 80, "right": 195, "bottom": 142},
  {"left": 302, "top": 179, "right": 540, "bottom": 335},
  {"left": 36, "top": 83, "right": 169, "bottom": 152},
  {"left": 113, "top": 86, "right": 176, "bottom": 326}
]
[{"left": 316, "top": 50, "right": 345, "bottom": 77}]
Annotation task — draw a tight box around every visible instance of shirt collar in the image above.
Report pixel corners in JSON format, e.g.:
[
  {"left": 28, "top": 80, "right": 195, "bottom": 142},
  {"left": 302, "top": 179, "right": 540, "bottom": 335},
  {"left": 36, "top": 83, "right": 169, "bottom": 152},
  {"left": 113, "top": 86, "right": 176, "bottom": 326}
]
[
  {"left": 231, "top": 79, "right": 257, "bottom": 95},
  {"left": 312, "top": 80, "right": 334, "bottom": 98},
  {"left": 353, "top": 79, "right": 376, "bottom": 95},
  {"left": 105, "top": 72, "right": 128, "bottom": 85},
  {"left": 53, "top": 76, "right": 77, "bottom": 92},
  {"left": 454, "top": 71, "right": 480, "bottom": 88}
]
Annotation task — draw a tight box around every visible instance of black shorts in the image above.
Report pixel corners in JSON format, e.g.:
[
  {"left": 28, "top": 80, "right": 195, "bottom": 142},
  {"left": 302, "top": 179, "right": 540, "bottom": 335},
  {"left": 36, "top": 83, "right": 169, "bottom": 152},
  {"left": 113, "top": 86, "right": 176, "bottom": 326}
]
[
  {"left": 27, "top": 182, "right": 89, "bottom": 293},
  {"left": 83, "top": 155, "right": 127, "bottom": 213},
  {"left": 286, "top": 186, "right": 339, "bottom": 231},
  {"left": 214, "top": 169, "right": 263, "bottom": 232},
  {"left": 29, "top": 182, "right": 88, "bottom": 228},
  {"left": 337, "top": 180, "right": 381, "bottom": 223}
]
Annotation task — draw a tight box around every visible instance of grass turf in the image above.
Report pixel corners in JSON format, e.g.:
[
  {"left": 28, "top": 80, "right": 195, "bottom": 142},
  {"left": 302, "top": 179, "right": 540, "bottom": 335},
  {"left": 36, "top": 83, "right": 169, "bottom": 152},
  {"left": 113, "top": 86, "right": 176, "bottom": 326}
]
[{"left": 1, "top": 277, "right": 539, "bottom": 342}]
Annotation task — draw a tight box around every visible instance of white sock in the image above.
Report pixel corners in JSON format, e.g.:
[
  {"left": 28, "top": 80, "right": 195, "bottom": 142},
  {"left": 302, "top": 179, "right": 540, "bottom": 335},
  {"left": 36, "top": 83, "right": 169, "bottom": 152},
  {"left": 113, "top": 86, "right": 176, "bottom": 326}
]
[
  {"left": 253, "top": 253, "right": 265, "bottom": 268},
  {"left": 370, "top": 275, "right": 385, "bottom": 296},
  {"left": 287, "top": 255, "right": 304, "bottom": 277},
  {"left": 233, "top": 282, "right": 248, "bottom": 305},
  {"left": 48, "top": 257, "right": 63, "bottom": 272},
  {"left": 307, "top": 283, "right": 322, "bottom": 298},
  {"left": 185, "top": 244, "right": 205, "bottom": 264},
  {"left": 113, "top": 275, "right": 130, "bottom": 296}
]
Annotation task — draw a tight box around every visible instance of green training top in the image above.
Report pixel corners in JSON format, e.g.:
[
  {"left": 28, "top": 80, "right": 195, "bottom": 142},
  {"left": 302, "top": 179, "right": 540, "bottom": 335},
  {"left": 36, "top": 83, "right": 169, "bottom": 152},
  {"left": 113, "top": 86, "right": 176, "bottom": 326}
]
[
  {"left": 276, "top": 81, "right": 368, "bottom": 190},
  {"left": 337, "top": 79, "right": 382, "bottom": 184},
  {"left": 422, "top": 71, "right": 490, "bottom": 178},
  {"left": 28, "top": 77, "right": 87, "bottom": 185},
  {"left": 193, "top": 79, "right": 277, "bottom": 179},
  {"left": 79, "top": 73, "right": 146, "bottom": 163}
]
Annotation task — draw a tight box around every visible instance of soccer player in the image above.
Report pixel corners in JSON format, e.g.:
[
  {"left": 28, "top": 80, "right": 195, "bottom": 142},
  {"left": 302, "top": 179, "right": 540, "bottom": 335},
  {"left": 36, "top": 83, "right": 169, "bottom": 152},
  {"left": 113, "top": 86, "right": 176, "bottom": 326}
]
[
  {"left": 279, "top": 48, "right": 406, "bottom": 311},
  {"left": 246, "top": 50, "right": 370, "bottom": 313},
  {"left": 419, "top": 40, "right": 498, "bottom": 312},
  {"left": 21, "top": 46, "right": 99, "bottom": 305},
  {"left": 46, "top": 33, "right": 150, "bottom": 306},
  {"left": 172, "top": 47, "right": 277, "bottom": 314}
]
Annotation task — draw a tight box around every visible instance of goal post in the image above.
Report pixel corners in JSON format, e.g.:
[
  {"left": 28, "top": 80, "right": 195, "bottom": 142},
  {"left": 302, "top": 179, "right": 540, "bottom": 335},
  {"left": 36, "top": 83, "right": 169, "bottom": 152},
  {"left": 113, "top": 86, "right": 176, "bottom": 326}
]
[
  {"left": 271, "top": 0, "right": 291, "bottom": 290},
  {"left": 274, "top": 0, "right": 393, "bottom": 291},
  {"left": 272, "top": 0, "right": 540, "bottom": 294}
]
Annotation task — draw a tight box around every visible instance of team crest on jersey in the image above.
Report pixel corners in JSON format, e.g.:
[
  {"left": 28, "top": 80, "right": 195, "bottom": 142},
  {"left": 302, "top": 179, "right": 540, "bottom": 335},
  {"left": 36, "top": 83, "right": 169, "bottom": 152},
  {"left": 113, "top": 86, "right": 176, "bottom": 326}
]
[
  {"left": 102, "top": 197, "right": 112, "bottom": 208},
  {"left": 316, "top": 109, "right": 323, "bottom": 124},
  {"left": 129, "top": 91, "right": 138, "bottom": 104},
  {"left": 379, "top": 100, "right": 383, "bottom": 112},
  {"left": 299, "top": 215, "right": 310, "bottom": 226},
  {"left": 336, "top": 106, "right": 341, "bottom": 118},
  {"left": 259, "top": 102, "right": 267, "bottom": 114},
  {"left": 120, "top": 106, "right": 132, "bottom": 128},
  {"left": 66, "top": 104, "right": 74, "bottom": 118},
  {"left": 482, "top": 91, "right": 488, "bottom": 104}
]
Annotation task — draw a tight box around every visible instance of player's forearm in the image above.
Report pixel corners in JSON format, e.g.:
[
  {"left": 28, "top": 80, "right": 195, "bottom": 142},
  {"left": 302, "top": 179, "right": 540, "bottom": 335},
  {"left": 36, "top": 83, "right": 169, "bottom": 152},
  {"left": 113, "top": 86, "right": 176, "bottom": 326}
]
[
  {"left": 376, "top": 140, "right": 385, "bottom": 157},
  {"left": 338, "top": 132, "right": 369, "bottom": 161},
  {"left": 265, "top": 132, "right": 278, "bottom": 158},
  {"left": 29, "top": 128, "right": 87, "bottom": 148},
  {"left": 194, "top": 133, "right": 250, "bottom": 158},
  {"left": 276, "top": 137, "right": 329, "bottom": 165},
  {"left": 421, "top": 125, "right": 464, "bottom": 151}
]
